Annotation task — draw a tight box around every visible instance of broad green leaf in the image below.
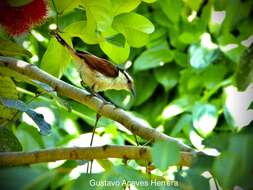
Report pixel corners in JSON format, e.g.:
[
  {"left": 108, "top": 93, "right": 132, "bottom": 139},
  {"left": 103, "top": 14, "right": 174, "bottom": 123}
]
[
  {"left": 105, "top": 33, "right": 125, "bottom": 47},
  {"left": 64, "top": 21, "right": 103, "bottom": 44},
  {"left": 99, "top": 40, "right": 130, "bottom": 64},
  {"left": 134, "top": 71, "right": 158, "bottom": 106},
  {"left": 111, "top": 0, "right": 141, "bottom": 16},
  {"left": 40, "top": 36, "right": 71, "bottom": 78},
  {"left": 0, "top": 127, "right": 22, "bottom": 152},
  {"left": 213, "top": 132, "right": 253, "bottom": 190},
  {"left": 0, "top": 97, "right": 51, "bottom": 135},
  {"left": 0, "top": 76, "right": 18, "bottom": 125},
  {"left": 159, "top": 0, "right": 183, "bottom": 24},
  {"left": 0, "top": 38, "right": 32, "bottom": 57},
  {"left": 6, "top": 0, "right": 32, "bottom": 7},
  {"left": 235, "top": 45, "right": 253, "bottom": 91},
  {"left": 53, "top": 0, "right": 80, "bottom": 13},
  {"left": 192, "top": 103, "right": 218, "bottom": 137},
  {"left": 154, "top": 64, "right": 180, "bottom": 91},
  {"left": 134, "top": 48, "right": 174, "bottom": 71},
  {"left": 112, "top": 13, "right": 154, "bottom": 47},
  {"left": 81, "top": 0, "right": 113, "bottom": 31},
  {"left": 152, "top": 140, "right": 180, "bottom": 171},
  {"left": 189, "top": 44, "right": 219, "bottom": 70}
]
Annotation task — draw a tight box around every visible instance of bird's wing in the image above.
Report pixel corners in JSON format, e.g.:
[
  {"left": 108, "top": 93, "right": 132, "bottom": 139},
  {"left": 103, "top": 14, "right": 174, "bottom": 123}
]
[{"left": 76, "top": 51, "right": 119, "bottom": 78}]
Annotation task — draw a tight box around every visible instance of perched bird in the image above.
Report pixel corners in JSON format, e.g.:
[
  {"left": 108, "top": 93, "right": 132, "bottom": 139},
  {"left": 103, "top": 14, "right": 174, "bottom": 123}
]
[{"left": 51, "top": 30, "right": 135, "bottom": 97}]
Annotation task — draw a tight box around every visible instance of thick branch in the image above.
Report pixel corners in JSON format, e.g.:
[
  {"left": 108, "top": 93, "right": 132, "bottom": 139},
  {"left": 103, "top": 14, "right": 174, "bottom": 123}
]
[
  {"left": 0, "top": 56, "right": 194, "bottom": 152},
  {"left": 0, "top": 145, "right": 193, "bottom": 167}
]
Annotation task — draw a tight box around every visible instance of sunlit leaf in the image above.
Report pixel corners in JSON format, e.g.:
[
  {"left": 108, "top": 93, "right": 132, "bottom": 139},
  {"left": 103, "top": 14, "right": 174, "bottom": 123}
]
[
  {"left": 189, "top": 44, "right": 219, "bottom": 70},
  {"left": 40, "top": 36, "right": 71, "bottom": 78},
  {"left": 192, "top": 103, "right": 218, "bottom": 137},
  {"left": 134, "top": 48, "right": 174, "bottom": 71},
  {"left": 0, "top": 98, "right": 51, "bottom": 135},
  {"left": 111, "top": 0, "right": 141, "bottom": 16},
  {"left": 112, "top": 12, "right": 154, "bottom": 47}
]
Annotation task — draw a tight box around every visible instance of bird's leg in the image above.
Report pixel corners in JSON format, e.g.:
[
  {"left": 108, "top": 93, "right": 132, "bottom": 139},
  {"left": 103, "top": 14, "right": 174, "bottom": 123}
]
[{"left": 86, "top": 108, "right": 102, "bottom": 174}]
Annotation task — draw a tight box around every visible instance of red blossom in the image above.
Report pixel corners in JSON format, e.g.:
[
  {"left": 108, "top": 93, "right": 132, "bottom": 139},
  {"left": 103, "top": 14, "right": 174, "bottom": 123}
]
[{"left": 0, "top": 0, "right": 48, "bottom": 36}]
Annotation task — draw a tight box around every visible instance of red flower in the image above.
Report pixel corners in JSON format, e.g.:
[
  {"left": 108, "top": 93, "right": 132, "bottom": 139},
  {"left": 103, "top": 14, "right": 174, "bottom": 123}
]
[{"left": 0, "top": 0, "right": 48, "bottom": 36}]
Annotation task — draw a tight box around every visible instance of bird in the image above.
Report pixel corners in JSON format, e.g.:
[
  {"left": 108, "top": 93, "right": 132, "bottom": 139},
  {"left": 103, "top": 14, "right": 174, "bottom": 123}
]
[{"left": 50, "top": 30, "right": 135, "bottom": 98}]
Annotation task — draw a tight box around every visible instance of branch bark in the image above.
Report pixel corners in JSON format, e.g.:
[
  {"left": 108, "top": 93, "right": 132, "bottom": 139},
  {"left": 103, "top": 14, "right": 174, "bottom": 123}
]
[
  {"left": 0, "top": 56, "right": 194, "bottom": 152},
  {"left": 0, "top": 145, "right": 193, "bottom": 167}
]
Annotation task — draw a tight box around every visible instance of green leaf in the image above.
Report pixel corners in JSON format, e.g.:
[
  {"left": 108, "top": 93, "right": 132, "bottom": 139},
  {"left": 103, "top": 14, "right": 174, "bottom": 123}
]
[
  {"left": 154, "top": 64, "right": 180, "bottom": 91},
  {"left": 213, "top": 132, "right": 253, "bottom": 189},
  {"left": 53, "top": 0, "right": 80, "bottom": 13},
  {"left": 111, "top": 0, "right": 141, "bottom": 16},
  {"left": 40, "top": 36, "right": 71, "bottom": 78},
  {"left": 152, "top": 140, "right": 180, "bottom": 171},
  {"left": 6, "top": 0, "right": 32, "bottom": 7},
  {"left": 159, "top": 0, "right": 183, "bottom": 24},
  {"left": 192, "top": 103, "right": 218, "bottom": 137},
  {"left": 64, "top": 21, "right": 102, "bottom": 44},
  {"left": 81, "top": 0, "right": 113, "bottom": 31},
  {"left": 0, "top": 127, "right": 22, "bottom": 152},
  {"left": 112, "top": 13, "right": 154, "bottom": 47},
  {"left": 105, "top": 33, "right": 125, "bottom": 47},
  {"left": 0, "top": 76, "right": 18, "bottom": 125},
  {"left": 134, "top": 48, "right": 174, "bottom": 71},
  {"left": 235, "top": 45, "right": 253, "bottom": 91},
  {"left": 99, "top": 40, "right": 130, "bottom": 64},
  {"left": 0, "top": 38, "right": 32, "bottom": 57},
  {"left": 0, "top": 98, "right": 51, "bottom": 135},
  {"left": 134, "top": 71, "right": 158, "bottom": 106},
  {"left": 189, "top": 44, "right": 219, "bottom": 70}
]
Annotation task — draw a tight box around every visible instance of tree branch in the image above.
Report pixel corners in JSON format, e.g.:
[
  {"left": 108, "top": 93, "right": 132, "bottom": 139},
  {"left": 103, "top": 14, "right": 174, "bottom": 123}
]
[
  {"left": 0, "top": 56, "right": 195, "bottom": 152},
  {"left": 0, "top": 145, "right": 193, "bottom": 167}
]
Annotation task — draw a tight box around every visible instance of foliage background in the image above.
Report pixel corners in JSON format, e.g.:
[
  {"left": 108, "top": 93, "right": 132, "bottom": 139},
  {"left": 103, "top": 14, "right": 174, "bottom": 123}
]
[{"left": 0, "top": 0, "right": 253, "bottom": 190}]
